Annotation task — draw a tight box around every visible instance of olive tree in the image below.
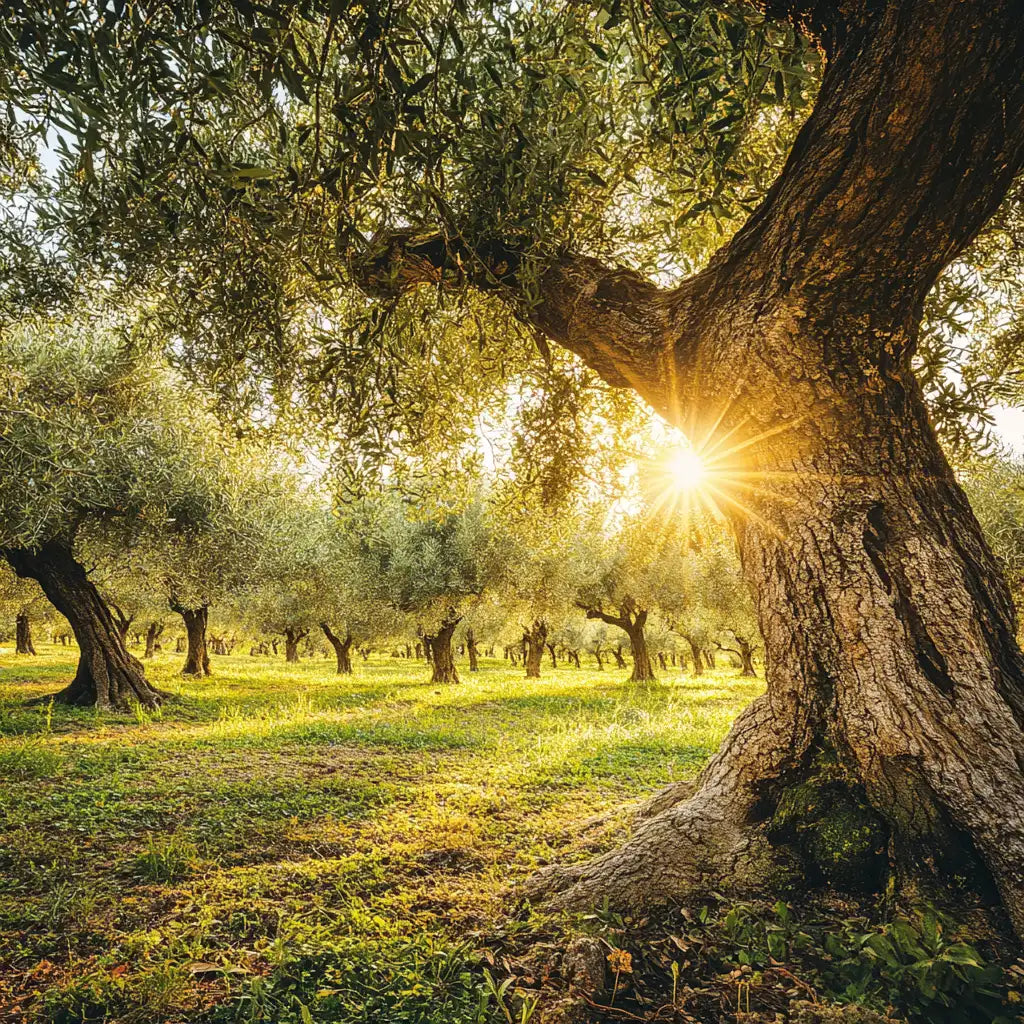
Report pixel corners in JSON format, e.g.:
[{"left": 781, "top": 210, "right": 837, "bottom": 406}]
[{"left": 0, "top": 315, "right": 223, "bottom": 708}]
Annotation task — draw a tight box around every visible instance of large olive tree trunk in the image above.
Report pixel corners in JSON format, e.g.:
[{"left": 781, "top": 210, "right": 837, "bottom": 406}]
[
  {"left": 14, "top": 612, "right": 35, "bottom": 655},
  {"left": 171, "top": 600, "right": 211, "bottom": 677},
  {"left": 360, "top": 0, "right": 1024, "bottom": 934},
  {"left": 2, "top": 542, "right": 165, "bottom": 708},
  {"left": 321, "top": 622, "right": 353, "bottom": 674}
]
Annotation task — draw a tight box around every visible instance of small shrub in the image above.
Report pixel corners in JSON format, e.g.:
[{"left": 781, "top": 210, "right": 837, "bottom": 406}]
[
  {"left": 135, "top": 835, "right": 199, "bottom": 882},
  {"left": 0, "top": 735, "right": 62, "bottom": 779}
]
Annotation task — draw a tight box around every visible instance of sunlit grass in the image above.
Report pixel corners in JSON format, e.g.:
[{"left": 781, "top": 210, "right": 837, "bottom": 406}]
[{"left": 0, "top": 642, "right": 761, "bottom": 1023}]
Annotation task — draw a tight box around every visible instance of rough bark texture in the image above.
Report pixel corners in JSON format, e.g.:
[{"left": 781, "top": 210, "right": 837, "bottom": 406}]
[
  {"left": 321, "top": 622, "right": 354, "bottom": 674},
  {"left": 425, "top": 608, "right": 461, "bottom": 684},
  {"left": 14, "top": 612, "right": 35, "bottom": 655},
  {"left": 356, "top": 0, "right": 1024, "bottom": 936},
  {"left": 523, "top": 620, "right": 548, "bottom": 679},
  {"left": 2, "top": 542, "right": 165, "bottom": 708},
  {"left": 466, "top": 627, "right": 480, "bottom": 672},
  {"left": 172, "top": 602, "right": 211, "bottom": 677}
]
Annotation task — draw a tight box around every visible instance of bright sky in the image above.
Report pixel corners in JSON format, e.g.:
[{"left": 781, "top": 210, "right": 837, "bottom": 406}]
[{"left": 993, "top": 406, "right": 1024, "bottom": 454}]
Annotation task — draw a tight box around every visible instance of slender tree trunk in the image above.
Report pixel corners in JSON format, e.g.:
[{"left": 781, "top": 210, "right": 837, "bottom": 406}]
[
  {"left": 657, "top": 652, "right": 667, "bottom": 672},
  {"left": 14, "top": 612, "right": 36, "bottom": 655},
  {"left": 109, "top": 605, "right": 133, "bottom": 644},
  {"left": 735, "top": 638, "right": 756, "bottom": 678},
  {"left": 612, "top": 644, "right": 626, "bottom": 670},
  {"left": 570, "top": 649, "right": 581, "bottom": 668},
  {"left": 172, "top": 602, "right": 211, "bottom": 677},
  {"left": 1, "top": 542, "right": 165, "bottom": 708},
  {"left": 425, "top": 609, "right": 461, "bottom": 684},
  {"left": 547, "top": 643, "right": 557, "bottom": 668},
  {"left": 143, "top": 621, "right": 163, "bottom": 659},
  {"left": 321, "top": 623, "right": 353, "bottom": 674},
  {"left": 523, "top": 620, "right": 547, "bottom": 679},
  {"left": 466, "top": 627, "right": 479, "bottom": 672},
  {"left": 593, "top": 648, "right": 604, "bottom": 670}
]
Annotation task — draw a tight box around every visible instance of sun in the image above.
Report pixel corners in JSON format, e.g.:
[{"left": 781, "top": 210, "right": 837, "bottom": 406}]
[{"left": 669, "top": 448, "right": 706, "bottom": 492}]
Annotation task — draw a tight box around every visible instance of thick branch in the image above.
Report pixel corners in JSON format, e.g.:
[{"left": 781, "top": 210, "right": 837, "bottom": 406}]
[
  {"left": 353, "top": 0, "right": 1024, "bottom": 405},
  {"left": 353, "top": 231, "right": 676, "bottom": 406},
  {"left": 578, "top": 602, "right": 629, "bottom": 631}
]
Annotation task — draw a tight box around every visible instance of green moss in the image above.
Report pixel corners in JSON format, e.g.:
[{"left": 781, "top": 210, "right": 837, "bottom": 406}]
[{"left": 772, "top": 752, "right": 888, "bottom": 892}]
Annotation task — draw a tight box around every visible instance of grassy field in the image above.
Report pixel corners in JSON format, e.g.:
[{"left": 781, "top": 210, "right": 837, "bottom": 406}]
[{"left": 0, "top": 643, "right": 760, "bottom": 1023}]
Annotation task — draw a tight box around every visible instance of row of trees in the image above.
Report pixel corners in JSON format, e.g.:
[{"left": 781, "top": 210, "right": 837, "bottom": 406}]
[{"left": 0, "top": 315, "right": 763, "bottom": 704}]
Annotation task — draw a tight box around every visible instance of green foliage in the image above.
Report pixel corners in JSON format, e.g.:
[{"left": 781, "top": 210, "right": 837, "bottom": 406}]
[
  {"left": 135, "top": 835, "right": 200, "bottom": 883},
  {"left": 206, "top": 933, "right": 500, "bottom": 1024},
  {"left": 714, "top": 902, "right": 1012, "bottom": 1024},
  {"left": 0, "top": 642, "right": 759, "bottom": 1022}
]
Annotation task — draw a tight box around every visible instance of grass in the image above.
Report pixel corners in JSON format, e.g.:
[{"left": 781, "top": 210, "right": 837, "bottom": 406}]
[{"left": 0, "top": 642, "right": 760, "bottom": 1023}]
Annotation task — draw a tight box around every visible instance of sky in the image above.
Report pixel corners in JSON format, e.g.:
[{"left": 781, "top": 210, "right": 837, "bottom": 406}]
[{"left": 994, "top": 406, "right": 1024, "bottom": 454}]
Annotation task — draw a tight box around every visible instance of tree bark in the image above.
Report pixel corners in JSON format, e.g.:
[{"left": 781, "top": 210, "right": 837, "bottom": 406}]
[
  {"left": 143, "top": 621, "right": 163, "bottom": 659},
  {"left": 523, "top": 620, "right": 547, "bottom": 679},
  {"left": 424, "top": 608, "right": 461, "bottom": 684},
  {"left": 684, "top": 636, "right": 704, "bottom": 676},
  {"left": 172, "top": 601, "right": 211, "bottom": 677},
  {"left": 283, "top": 626, "right": 308, "bottom": 663},
  {"left": 2, "top": 542, "right": 165, "bottom": 708},
  {"left": 363, "top": 0, "right": 1024, "bottom": 935},
  {"left": 14, "top": 612, "right": 36, "bottom": 655},
  {"left": 583, "top": 602, "right": 655, "bottom": 682},
  {"left": 466, "top": 627, "right": 479, "bottom": 672},
  {"left": 321, "top": 622, "right": 353, "bottom": 674}
]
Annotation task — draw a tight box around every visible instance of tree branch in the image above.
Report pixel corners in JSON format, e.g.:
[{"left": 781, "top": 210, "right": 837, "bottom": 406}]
[{"left": 353, "top": 230, "right": 677, "bottom": 406}]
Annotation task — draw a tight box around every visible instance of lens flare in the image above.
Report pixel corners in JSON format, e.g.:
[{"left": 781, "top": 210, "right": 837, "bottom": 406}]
[{"left": 669, "top": 449, "right": 706, "bottom": 492}]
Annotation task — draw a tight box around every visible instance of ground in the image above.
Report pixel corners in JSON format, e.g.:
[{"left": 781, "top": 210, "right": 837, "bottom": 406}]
[
  {"left": 3, "top": 647, "right": 1021, "bottom": 1024},
  {"left": 0, "top": 644, "right": 755, "bottom": 1023}
]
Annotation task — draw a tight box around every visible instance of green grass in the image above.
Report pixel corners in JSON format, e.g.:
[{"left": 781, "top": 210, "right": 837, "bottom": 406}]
[{"left": 0, "top": 642, "right": 761, "bottom": 1023}]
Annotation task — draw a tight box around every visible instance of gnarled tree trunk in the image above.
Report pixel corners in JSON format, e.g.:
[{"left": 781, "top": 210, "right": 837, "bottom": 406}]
[
  {"left": 523, "top": 620, "right": 548, "bottom": 679},
  {"left": 364, "top": 0, "right": 1024, "bottom": 936},
  {"left": 283, "top": 626, "right": 308, "bottom": 663},
  {"left": 583, "top": 601, "right": 656, "bottom": 682},
  {"left": 466, "top": 627, "right": 479, "bottom": 672},
  {"left": 684, "top": 636, "right": 704, "bottom": 676},
  {"left": 1, "top": 542, "right": 165, "bottom": 708},
  {"left": 172, "top": 601, "right": 211, "bottom": 677},
  {"left": 14, "top": 612, "right": 35, "bottom": 655},
  {"left": 321, "top": 622, "right": 353, "bottom": 674},
  {"left": 425, "top": 608, "right": 461, "bottom": 684}
]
